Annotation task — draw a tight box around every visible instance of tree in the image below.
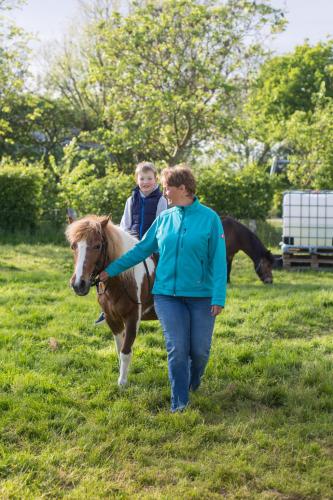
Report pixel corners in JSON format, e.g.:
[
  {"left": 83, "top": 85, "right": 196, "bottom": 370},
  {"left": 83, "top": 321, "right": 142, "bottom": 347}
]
[
  {"left": 45, "top": 0, "right": 284, "bottom": 170},
  {"left": 241, "top": 40, "right": 333, "bottom": 189},
  {"left": 0, "top": 2, "right": 30, "bottom": 157},
  {"left": 247, "top": 40, "right": 333, "bottom": 145},
  {"left": 43, "top": 1, "right": 122, "bottom": 134},
  {"left": 285, "top": 95, "right": 333, "bottom": 189}
]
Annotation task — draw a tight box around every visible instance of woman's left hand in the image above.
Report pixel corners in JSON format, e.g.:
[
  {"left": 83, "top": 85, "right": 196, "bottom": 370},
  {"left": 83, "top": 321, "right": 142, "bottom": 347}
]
[{"left": 211, "top": 305, "right": 223, "bottom": 316}]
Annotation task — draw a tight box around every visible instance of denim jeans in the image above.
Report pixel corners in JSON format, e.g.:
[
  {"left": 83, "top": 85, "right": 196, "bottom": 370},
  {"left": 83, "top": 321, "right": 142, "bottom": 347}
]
[{"left": 154, "top": 295, "right": 216, "bottom": 412}]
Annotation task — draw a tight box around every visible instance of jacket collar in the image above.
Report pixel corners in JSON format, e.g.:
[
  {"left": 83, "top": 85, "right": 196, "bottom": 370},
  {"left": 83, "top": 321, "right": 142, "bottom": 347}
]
[
  {"left": 133, "top": 185, "right": 160, "bottom": 198},
  {"left": 174, "top": 196, "right": 200, "bottom": 213}
]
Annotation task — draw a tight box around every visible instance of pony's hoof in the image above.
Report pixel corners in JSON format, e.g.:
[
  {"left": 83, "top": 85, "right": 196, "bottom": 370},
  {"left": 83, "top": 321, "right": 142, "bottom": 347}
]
[{"left": 118, "top": 377, "right": 127, "bottom": 387}]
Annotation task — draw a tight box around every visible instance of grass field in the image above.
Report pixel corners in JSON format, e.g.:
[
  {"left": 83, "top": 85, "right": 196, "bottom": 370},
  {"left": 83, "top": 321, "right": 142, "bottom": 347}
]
[{"left": 0, "top": 239, "right": 332, "bottom": 498}]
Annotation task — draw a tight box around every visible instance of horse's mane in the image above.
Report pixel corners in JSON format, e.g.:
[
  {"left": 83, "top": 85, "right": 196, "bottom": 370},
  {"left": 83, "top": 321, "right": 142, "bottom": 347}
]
[
  {"left": 65, "top": 215, "right": 138, "bottom": 260},
  {"left": 222, "top": 216, "right": 274, "bottom": 264}
]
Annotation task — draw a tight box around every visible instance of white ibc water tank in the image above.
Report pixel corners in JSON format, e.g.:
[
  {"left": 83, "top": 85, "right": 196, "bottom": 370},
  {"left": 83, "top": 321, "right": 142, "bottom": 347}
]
[{"left": 282, "top": 191, "right": 333, "bottom": 248}]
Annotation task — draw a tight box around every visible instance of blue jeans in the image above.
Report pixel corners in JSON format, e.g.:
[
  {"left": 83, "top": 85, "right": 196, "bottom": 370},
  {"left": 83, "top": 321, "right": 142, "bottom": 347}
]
[{"left": 154, "top": 295, "right": 216, "bottom": 412}]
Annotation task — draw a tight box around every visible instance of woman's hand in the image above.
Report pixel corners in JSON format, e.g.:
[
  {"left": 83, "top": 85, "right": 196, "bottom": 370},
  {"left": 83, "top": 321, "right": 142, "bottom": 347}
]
[
  {"left": 211, "top": 305, "right": 223, "bottom": 316},
  {"left": 99, "top": 271, "right": 109, "bottom": 282}
]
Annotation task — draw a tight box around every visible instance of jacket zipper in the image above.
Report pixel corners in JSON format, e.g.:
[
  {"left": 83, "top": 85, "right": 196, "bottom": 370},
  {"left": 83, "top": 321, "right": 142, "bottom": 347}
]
[
  {"left": 173, "top": 208, "right": 185, "bottom": 295},
  {"left": 139, "top": 197, "right": 145, "bottom": 240}
]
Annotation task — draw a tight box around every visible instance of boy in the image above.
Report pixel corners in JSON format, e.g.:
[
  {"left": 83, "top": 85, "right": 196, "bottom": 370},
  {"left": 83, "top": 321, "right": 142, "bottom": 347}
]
[
  {"left": 120, "top": 161, "right": 167, "bottom": 239},
  {"left": 95, "top": 161, "right": 167, "bottom": 324}
]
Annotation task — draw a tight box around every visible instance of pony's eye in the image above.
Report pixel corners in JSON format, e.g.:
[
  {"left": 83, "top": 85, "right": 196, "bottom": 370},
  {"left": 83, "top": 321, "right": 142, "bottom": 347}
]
[
  {"left": 71, "top": 243, "right": 77, "bottom": 250},
  {"left": 93, "top": 244, "right": 101, "bottom": 250}
]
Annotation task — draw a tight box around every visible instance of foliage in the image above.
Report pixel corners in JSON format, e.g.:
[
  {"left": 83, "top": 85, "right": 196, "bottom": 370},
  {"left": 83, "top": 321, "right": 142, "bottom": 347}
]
[
  {"left": 0, "top": 242, "right": 332, "bottom": 497},
  {"left": 0, "top": 4, "right": 31, "bottom": 158},
  {"left": 285, "top": 97, "right": 333, "bottom": 189},
  {"left": 0, "top": 2, "right": 78, "bottom": 163},
  {"left": 197, "top": 162, "right": 273, "bottom": 219},
  {"left": 256, "top": 218, "right": 282, "bottom": 247},
  {"left": 0, "top": 158, "right": 43, "bottom": 230},
  {"left": 58, "top": 149, "right": 134, "bottom": 222},
  {"left": 45, "top": 0, "right": 284, "bottom": 168},
  {"left": 1, "top": 93, "right": 80, "bottom": 162},
  {"left": 236, "top": 40, "right": 333, "bottom": 190},
  {"left": 247, "top": 40, "right": 333, "bottom": 145}
]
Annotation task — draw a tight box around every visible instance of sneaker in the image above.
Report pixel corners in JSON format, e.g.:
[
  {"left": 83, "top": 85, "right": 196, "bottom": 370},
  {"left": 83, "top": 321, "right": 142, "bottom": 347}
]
[{"left": 95, "top": 311, "right": 106, "bottom": 325}]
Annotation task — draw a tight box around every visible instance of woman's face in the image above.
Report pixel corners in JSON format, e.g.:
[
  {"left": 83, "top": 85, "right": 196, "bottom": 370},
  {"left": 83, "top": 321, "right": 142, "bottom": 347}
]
[{"left": 163, "top": 183, "right": 187, "bottom": 206}]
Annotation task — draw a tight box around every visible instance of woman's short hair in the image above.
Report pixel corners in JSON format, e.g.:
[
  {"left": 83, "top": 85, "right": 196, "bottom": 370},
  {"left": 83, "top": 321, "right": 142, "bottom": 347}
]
[
  {"left": 161, "top": 164, "right": 196, "bottom": 196},
  {"left": 135, "top": 161, "right": 157, "bottom": 178}
]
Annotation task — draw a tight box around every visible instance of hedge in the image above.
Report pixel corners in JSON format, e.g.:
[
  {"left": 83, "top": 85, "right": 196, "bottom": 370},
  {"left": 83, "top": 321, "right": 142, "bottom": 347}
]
[
  {"left": 196, "top": 164, "right": 273, "bottom": 220},
  {"left": 0, "top": 159, "right": 274, "bottom": 230},
  {"left": 0, "top": 161, "right": 43, "bottom": 230}
]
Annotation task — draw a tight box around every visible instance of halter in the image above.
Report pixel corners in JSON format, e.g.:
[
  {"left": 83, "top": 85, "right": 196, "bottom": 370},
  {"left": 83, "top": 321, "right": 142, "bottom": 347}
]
[{"left": 89, "top": 236, "right": 109, "bottom": 290}]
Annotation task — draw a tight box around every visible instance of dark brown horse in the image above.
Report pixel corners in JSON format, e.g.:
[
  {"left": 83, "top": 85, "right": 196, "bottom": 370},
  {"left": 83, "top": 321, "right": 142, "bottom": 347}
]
[
  {"left": 222, "top": 216, "right": 274, "bottom": 284},
  {"left": 66, "top": 215, "right": 157, "bottom": 386}
]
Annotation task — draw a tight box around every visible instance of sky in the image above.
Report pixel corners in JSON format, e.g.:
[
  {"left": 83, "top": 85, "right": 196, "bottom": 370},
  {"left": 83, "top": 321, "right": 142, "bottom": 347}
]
[{"left": 7, "top": 0, "right": 333, "bottom": 56}]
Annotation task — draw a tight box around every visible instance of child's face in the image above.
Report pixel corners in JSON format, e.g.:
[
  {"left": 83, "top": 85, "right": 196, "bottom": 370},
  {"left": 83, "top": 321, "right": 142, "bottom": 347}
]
[{"left": 137, "top": 171, "right": 156, "bottom": 195}]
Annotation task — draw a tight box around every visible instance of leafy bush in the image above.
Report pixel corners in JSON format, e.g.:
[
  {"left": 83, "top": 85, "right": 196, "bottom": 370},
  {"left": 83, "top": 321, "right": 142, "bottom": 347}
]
[
  {"left": 59, "top": 161, "right": 134, "bottom": 223},
  {"left": 0, "top": 159, "right": 43, "bottom": 230},
  {"left": 197, "top": 163, "right": 273, "bottom": 220}
]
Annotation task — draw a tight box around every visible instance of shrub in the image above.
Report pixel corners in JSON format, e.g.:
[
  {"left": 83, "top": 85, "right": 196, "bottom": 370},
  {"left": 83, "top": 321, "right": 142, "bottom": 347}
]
[
  {"left": 0, "top": 159, "right": 43, "bottom": 230},
  {"left": 59, "top": 162, "right": 134, "bottom": 223},
  {"left": 197, "top": 163, "right": 273, "bottom": 220}
]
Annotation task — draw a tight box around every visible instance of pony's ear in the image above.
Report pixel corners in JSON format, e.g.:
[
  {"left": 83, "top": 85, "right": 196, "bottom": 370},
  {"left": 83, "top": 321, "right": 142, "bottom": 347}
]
[
  {"left": 66, "top": 208, "right": 77, "bottom": 225},
  {"left": 100, "top": 215, "right": 111, "bottom": 228}
]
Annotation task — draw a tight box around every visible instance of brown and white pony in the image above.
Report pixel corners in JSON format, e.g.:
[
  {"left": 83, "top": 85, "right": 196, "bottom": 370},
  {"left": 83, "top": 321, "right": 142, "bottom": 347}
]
[{"left": 66, "top": 215, "right": 156, "bottom": 386}]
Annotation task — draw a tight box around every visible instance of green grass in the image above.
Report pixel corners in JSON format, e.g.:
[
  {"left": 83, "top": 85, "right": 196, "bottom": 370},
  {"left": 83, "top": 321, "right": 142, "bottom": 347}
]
[{"left": 0, "top": 241, "right": 332, "bottom": 498}]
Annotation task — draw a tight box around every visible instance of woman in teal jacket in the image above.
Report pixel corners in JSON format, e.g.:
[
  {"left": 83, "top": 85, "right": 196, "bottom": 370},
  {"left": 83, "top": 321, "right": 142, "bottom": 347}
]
[{"left": 100, "top": 164, "right": 227, "bottom": 412}]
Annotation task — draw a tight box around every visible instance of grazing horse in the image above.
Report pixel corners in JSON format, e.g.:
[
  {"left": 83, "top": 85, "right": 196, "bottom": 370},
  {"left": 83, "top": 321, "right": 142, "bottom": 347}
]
[
  {"left": 66, "top": 215, "right": 156, "bottom": 386},
  {"left": 222, "top": 216, "right": 274, "bottom": 284}
]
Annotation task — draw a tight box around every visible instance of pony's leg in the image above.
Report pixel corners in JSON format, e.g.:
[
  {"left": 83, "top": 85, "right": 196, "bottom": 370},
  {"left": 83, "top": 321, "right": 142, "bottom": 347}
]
[
  {"left": 227, "top": 257, "right": 233, "bottom": 283},
  {"left": 114, "top": 331, "right": 124, "bottom": 360},
  {"left": 118, "top": 352, "right": 132, "bottom": 386},
  {"left": 103, "top": 311, "right": 125, "bottom": 364},
  {"left": 118, "top": 313, "right": 140, "bottom": 386}
]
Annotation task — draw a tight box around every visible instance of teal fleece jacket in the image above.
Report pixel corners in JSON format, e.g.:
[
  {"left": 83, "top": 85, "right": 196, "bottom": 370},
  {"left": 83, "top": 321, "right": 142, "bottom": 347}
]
[{"left": 104, "top": 198, "right": 227, "bottom": 306}]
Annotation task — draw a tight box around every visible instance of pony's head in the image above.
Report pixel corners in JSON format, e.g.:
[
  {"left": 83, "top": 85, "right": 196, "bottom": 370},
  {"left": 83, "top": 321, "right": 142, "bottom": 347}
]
[
  {"left": 255, "top": 250, "right": 274, "bottom": 284},
  {"left": 66, "top": 215, "right": 111, "bottom": 296}
]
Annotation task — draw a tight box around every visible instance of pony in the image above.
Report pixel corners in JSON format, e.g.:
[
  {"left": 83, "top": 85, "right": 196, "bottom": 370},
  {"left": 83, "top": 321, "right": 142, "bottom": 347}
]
[
  {"left": 66, "top": 215, "right": 157, "bottom": 386},
  {"left": 222, "top": 216, "right": 274, "bottom": 284}
]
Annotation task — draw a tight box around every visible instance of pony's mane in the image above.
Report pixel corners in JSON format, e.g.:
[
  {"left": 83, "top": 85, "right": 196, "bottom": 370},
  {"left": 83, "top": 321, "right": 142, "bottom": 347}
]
[
  {"left": 65, "top": 215, "right": 138, "bottom": 260},
  {"left": 223, "top": 216, "right": 274, "bottom": 263},
  {"left": 238, "top": 220, "right": 274, "bottom": 263},
  {"left": 66, "top": 215, "right": 104, "bottom": 245}
]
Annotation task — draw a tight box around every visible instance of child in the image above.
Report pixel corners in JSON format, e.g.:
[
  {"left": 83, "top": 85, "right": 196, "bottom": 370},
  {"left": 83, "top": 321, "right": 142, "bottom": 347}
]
[
  {"left": 95, "top": 161, "right": 167, "bottom": 324},
  {"left": 120, "top": 161, "right": 168, "bottom": 239}
]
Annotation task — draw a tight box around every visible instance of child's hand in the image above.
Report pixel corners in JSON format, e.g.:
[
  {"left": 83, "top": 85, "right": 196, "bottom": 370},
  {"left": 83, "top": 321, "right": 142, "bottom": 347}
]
[{"left": 99, "top": 271, "right": 109, "bottom": 282}]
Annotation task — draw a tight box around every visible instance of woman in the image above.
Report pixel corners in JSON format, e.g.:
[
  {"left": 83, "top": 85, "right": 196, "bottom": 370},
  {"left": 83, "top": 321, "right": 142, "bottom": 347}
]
[{"left": 100, "top": 164, "right": 227, "bottom": 412}]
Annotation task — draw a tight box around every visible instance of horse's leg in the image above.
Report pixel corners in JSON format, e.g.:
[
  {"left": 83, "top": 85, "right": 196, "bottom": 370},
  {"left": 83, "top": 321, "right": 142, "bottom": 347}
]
[
  {"left": 227, "top": 257, "right": 233, "bottom": 283},
  {"left": 114, "top": 331, "right": 125, "bottom": 359},
  {"left": 118, "top": 311, "right": 140, "bottom": 386},
  {"left": 102, "top": 308, "right": 125, "bottom": 362}
]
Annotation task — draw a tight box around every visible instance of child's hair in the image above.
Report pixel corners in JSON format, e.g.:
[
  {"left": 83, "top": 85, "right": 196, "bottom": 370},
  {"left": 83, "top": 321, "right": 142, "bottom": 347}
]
[
  {"left": 160, "top": 164, "right": 196, "bottom": 196},
  {"left": 135, "top": 161, "right": 157, "bottom": 179}
]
